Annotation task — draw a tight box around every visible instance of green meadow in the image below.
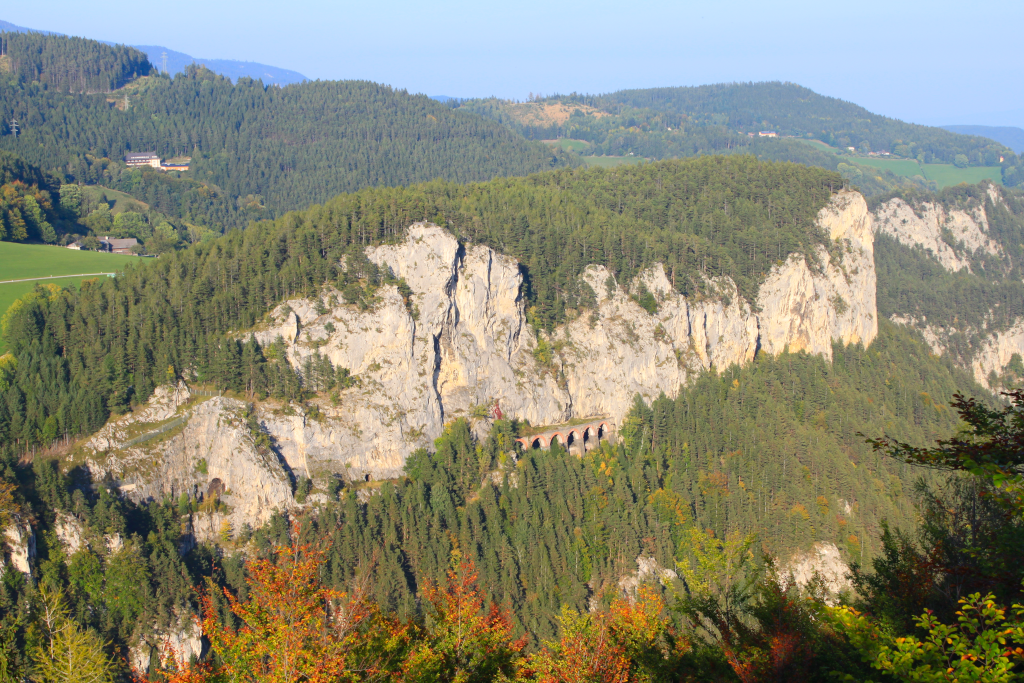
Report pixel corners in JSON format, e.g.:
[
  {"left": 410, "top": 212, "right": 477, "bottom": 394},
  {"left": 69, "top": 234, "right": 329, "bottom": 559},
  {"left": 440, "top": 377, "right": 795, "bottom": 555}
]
[
  {"left": 848, "top": 156, "right": 925, "bottom": 178},
  {"left": 581, "top": 155, "right": 646, "bottom": 168},
  {"left": 545, "top": 138, "right": 592, "bottom": 153},
  {"left": 921, "top": 164, "right": 1003, "bottom": 188},
  {"left": 0, "top": 242, "right": 139, "bottom": 353}
]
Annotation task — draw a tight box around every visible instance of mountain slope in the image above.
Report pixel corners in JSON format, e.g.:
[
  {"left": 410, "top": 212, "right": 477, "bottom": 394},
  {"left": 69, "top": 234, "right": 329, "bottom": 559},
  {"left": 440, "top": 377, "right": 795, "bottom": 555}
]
[
  {"left": 0, "top": 18, "right": 306, "bottom": 86},
  {"left": 943, "top": 125, "right": 1024, "bottom": 154},
  {"left": 0, "top": 29, "right": 152, "bottom": 92},
  {"left": 133, "top": 44, "right": 307, "bottom": 85},
  {"left": 0, "top": 156, "right": 1005, "bottom": 666},
  {"left": 0, "top": 33, "right": 573, "bottom": 227},
  {"left": 458, "top": 83, "right": 1021, "bottom": 191}
]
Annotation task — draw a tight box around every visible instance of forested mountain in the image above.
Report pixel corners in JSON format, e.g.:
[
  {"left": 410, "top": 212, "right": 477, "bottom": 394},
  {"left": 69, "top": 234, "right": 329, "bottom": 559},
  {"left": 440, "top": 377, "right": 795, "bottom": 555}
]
[
  {"left": 0, "top": 156, "right": 842, "bottom": 453},
  {"left": 1, "top": 151, "right": 1022, "bottom": 680},
  {"left": 0, "top": 319, "right": 985, "bottom": 667},
  {"left": 457, "top": 82, "right": 1022, "bottom": 188},
  {"left": 0, "top": 31, "right": 152, "bottom": 93},
  {"left": 0, "top": 32, "right": 574, "bottom": 231},
  {"left": 0, "top": 16, "right": 308, "bottom": 86},
  {"left": 943, "top": 124, "right": 1024, "bottom": 153},
  {"left": 3, "top": 29, "right": 1024, "bottom": 680}
]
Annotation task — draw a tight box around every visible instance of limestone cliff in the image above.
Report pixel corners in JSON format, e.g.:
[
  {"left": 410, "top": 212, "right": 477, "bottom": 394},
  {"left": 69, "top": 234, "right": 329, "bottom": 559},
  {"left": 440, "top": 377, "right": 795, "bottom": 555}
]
[
  {"left": 80, "top": 192, "right": 877, "bottom": 532},
  {"left": 972, "top": 320, "right": 1024, "bottom": 388},
  {"left": 784, "top": 542, "right": 852, "bottom": 604},
  {"left": 875, "top": 185, "right": 1024, "bottom": 389},
  {"left": 873, "top": 191, "right": 1003, "bottom": 273}
]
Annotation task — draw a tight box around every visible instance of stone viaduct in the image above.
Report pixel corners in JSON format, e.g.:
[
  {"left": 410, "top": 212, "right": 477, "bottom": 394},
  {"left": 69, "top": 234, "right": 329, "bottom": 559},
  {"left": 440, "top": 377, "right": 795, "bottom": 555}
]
[{"left": 515, "top": 418, "right": 614, "bottom": 454}]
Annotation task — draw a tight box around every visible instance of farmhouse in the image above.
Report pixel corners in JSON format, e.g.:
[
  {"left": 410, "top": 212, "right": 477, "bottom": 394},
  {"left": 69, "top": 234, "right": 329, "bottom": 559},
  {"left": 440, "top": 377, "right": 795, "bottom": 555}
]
[
  {"left": 100, "top": 236, "right": 139, "bottom": 254},
  {"left": 758, "top": 131, "right": 777, "bottom": 137},
  {"left": 124, "top": 152, "right": 161, "bottom": 168}
]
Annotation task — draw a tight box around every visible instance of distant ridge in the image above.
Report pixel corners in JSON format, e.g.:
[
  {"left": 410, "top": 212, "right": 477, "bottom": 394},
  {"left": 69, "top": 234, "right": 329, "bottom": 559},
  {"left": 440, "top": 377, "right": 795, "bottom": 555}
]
[
  {"left": 0, "top": 19, "right": 307, "bottom": 86},
  {"left": 942, "top": 125, "right": 1024, "bottom": 154},
  {"left": 0, "top": 19, "right": 56, "bottom": 34},
  {"left": 132, "top": 44, "right": 306, "bottom": 85}
]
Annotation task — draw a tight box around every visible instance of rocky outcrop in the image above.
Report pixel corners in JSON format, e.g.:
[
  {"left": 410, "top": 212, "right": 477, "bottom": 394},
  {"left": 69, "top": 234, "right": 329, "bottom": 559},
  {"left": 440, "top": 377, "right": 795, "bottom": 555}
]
[
  {"left": 618, "top": 555, "right": 679, "bottom": 601},
  {"left": 81, "top": 395, "right": 294, "bottom": 533},
  {"left": 890, "top": 314, "right": 1024, "bottom": 390},
  {"left": 758, "top": 189, "right": 877, "bottom": 358},
  {"left": 129, "top": 616, "right": 205, "bottom": 674},
  {"left": 784, "top": 541, "right": 852, "bottom": 604},
  {"left": 54, "top": 513, "right": 87, "bottom": 555},
  {"left": 81, "top": 192, "right": 878, "bottom": 532},
  {"left": 2, "top": 518, "right": 34, "bottom": 575},
  {"left": 972, "top": 320, "right": 1024, "bottom": 389},
  {"left": 874, "top": 194, "right": 1003, "bottom": 273}
]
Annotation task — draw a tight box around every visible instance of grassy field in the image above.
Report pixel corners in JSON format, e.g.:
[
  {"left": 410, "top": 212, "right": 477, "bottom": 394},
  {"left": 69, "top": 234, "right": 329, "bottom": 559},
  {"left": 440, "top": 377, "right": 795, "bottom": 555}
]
[
  {"left": 544, "top": 138, "right": 592, "bottom": 153},
  {"left": 0, "top": 242, "right": 137, "bottom": 281},
  {"left": 793, "top": 138, "right": 842, "bottom": 154},
  {"left": 81, "top": 185, "right": 151, "bottom": 214},
  {"left": 581, "top": 155, "right": 646, "bottom": 168},
  {"left": 848, "top": 157, "right": 925, "bottom": 178},
  {"left": 921, "top": 164, "right": 1003, "bottom": 188},
  {"left": 0, "top": 242, "right": 139, "bottom": 354}
]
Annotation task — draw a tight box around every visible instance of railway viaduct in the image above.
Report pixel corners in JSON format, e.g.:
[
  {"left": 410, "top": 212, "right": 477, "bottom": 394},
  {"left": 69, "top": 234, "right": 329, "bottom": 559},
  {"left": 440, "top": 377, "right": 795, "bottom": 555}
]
[{"left": 514, "top": 418, "right": 614, "bottom": 454}]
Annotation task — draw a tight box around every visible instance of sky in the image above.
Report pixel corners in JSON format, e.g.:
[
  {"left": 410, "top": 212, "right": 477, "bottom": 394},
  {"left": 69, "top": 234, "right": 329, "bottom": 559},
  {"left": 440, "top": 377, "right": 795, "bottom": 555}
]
[{"left": 8, "top": 0, "right": 1024, "bottom": 127}]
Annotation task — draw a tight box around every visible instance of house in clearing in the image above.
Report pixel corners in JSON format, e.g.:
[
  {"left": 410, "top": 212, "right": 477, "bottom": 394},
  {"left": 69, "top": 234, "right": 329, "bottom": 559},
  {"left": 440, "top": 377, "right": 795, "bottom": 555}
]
[
  {"left": 124, "top": 152, "right": 161, "bottom": 168},
  {"left": 99, "top": 236, "right": 139, "bottom": 254}
]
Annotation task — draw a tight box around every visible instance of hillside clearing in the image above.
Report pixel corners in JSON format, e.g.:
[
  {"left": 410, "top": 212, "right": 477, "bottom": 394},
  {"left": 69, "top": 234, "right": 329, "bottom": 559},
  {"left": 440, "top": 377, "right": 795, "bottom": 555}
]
[
  {"left": 581, "top": 155, "right": 647, "bottom": 168},
  {"left": 0, "top": 242, "right": 139, "bottom": 353}
]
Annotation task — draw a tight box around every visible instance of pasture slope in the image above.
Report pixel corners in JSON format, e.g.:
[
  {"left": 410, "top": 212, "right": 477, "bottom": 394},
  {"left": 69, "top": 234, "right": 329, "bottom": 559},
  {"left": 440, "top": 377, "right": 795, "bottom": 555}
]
[{"left": 0, "top": 242, "right": 139, "bottom": 353}]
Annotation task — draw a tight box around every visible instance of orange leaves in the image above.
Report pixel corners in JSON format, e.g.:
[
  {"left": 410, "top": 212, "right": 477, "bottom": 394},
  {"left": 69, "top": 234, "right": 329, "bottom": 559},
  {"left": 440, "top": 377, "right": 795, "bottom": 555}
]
[
  {"left": 144, "top": 526, "right": 691, "bottom": 683},
  {"left": 150, "top": 533, "right": 406, "bottom": 683},
  {"left": 202, "top": 540, "right": 399, "bottom": 683},
  {"left": 529, "top": 586, "right": 686, "bottom": 683},
  {"left": 148, "top": 537, "right": 527, "bottom": 683},
  {"left": 399, "top": 553, "right": 525, "bottom": 683}
]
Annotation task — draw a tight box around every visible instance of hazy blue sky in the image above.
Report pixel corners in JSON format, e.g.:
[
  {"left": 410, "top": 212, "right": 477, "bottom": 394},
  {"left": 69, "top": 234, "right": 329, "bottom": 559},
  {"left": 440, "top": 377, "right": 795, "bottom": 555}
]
[{"left": 8, "top": 0, "right": 1023, "bottom": 127}]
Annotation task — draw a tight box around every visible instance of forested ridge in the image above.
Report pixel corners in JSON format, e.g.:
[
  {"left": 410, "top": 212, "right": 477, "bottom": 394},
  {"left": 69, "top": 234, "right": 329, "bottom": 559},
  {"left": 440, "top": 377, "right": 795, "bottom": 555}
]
[
  {"left": 457, "top": 82, "right": 1023, "bottom": 188},
  {"left": 0, "top": 156, "right": 842, "bottom": 453},
  {"left": 0, "top": 52, "right": 574, "bottom": 229},
  {"left": 0, "top": 31, "right": 152, "bottom": 93}
]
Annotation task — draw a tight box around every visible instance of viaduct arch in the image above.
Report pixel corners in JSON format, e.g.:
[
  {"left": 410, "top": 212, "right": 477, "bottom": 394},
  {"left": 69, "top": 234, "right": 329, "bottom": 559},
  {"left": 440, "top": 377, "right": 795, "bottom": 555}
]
[{"left": 515, "top": 419, "right": 613, "bottom": 453}]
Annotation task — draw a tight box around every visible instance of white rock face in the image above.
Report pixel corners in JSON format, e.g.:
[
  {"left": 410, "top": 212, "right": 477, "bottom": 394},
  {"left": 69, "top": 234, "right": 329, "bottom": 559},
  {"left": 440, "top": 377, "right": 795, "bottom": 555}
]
[
  {"left": 54, "top": 513, "right": 87, "bottom": 555},
  {"left": 785, "top": 541, "right": 852, "bottom": 604},
  {"left": 129, "top": 616, "right": 204, "bottom": 674},
  {"left": 2, "top": 519, "right": 34, "bottom": 575},
  {"left": 82, "top": 396, "right": 294, "bottom": 533},
  {"left": 83, "top": 194, "right": 878, "bottom": 532},
  {"left": 972, "top": 320, "right": 1024, "bottom": 388},
  {"left": 618, "top": 555, "right": 678, "bottom": 601},
  {"left": 874, "top": 196, "right": 1002, "bottom": 272},
  {"left": 758, "top": 190, "right": 877, "bottom": 359}
]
